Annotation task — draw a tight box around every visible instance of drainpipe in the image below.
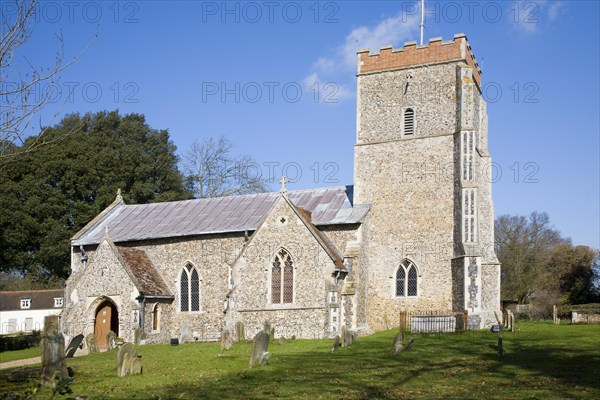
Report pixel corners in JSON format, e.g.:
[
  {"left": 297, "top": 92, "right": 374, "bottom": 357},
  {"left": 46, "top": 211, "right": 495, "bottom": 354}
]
[
  {"left": 79, "top": 245, "right": 88, "bottom": 269},
  {"left": 137, "top": 294, "right": 146, "bottom": 331}
]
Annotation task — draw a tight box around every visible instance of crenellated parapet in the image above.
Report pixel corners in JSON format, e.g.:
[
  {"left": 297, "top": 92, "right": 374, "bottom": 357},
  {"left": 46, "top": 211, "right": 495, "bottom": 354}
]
[{"left": 357, "top": 33, "right": 482, "bottom": 88}]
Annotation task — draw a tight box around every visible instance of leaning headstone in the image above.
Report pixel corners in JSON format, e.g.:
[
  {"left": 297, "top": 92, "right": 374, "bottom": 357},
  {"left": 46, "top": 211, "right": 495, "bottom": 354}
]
[
  {"left": 389, "top": 332, "right": 414, "bottom": 356},
  {"left": 85, "top": 333, "right": 99, "bottom": 353},
  {"left": 259, "top": 352, "right": 271, "bottom": 365},
  {"left": 249, "top": 330, "right": 270, "bottom": 367},
  {"left": 235, "top": 321, "right": 245, "bottom": 342},
  {"left": 389, "top": 332, "right": 404, "bottom": 356},
  {"left": 107, "top": 331, "right": 117, "bottom": 350},
  {"left": 331, "top": 336, "right": 340, "bottom": 352},
  {"left": 117, "top": 343, "right": 143, "bottom": 377},
  {"left": 40, "top": 315, "right": 68, "bottom": 386},
  {"left": 65, "top": 334, "right": 84, "bottom": 358},
  {"left": 179, "top": 325, "right": 190, "bottom": 343}
]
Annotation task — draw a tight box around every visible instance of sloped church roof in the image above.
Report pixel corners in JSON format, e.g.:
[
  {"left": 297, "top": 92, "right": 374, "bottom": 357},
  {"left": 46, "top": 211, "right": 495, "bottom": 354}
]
[{"left": 72, "top": 186, "right": 369, "bottom": 246}]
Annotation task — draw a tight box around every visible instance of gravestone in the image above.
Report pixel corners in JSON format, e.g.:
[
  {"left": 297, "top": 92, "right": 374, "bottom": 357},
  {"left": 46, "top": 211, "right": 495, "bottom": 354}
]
[
  {"left": 263, "top": 321, "right": 271, "bottom": 334},
  {"left": 180, "top": 325, "right": 190, "bottom": 343},
  {"left": 389, "top": 332, "right": 414, "bottom": 356},
  {"left": 383, "top": 313, "right": 391, "bottom": 330},
  {"left": 40, "top": 315, "right": 69, "bottom": 386},
  {"left": 331, "top": 336, "right": 340, "bottom": 352},
  {"left": 220, "top": 329, "right": 233, "bottom": 351},
  {"left": 235, "top": 321, "right": 245, "bottom": 342},
  {"left": 117, "top": 343, "right": 143, "bottom": 377},
  {"left": 134, "top": 327, "right": 146, "bottom": 345},
  {"left": 509, "top": 311, "right": 516, "bottom": 333},
  {"left": 107, "top": 331, "right": 117, "bottom": 350},
  {"left": 249, "top": 330, "right": 270, "bottom": 367},
  {"left": 341, "top": 326, "right": 357, "bottom": 347},
  {"left": 85, "top": 333, "right": 99, "bottom": 353},
  {"left": 65, "top": 334, "right": 84, "bottom": 358},
  {"left": 389, "top": 332, "right": 404, "bottom": 356},
  {"left": 493, "top": 311, "right": 505, "bottom": 357}
]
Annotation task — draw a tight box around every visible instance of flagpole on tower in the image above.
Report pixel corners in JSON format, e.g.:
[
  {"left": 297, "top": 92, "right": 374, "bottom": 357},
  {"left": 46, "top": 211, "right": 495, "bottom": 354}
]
[{"left": 420, "top": 0, "right": 425, "bottom": 45}]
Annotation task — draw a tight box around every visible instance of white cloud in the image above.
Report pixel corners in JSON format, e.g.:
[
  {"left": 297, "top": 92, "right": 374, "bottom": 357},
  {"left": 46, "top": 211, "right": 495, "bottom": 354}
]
[
  {"left": 511, "top": 1, "right": 566, "bottom": 34},
  {"left": 303, "top": 8, "right": 420, "bottom": 103},
  {"left": 302, "top": 72, "right": 354, "bottom": 103},
  {"left": 547, "top": 1, "right": 565, "bottom": 21}
]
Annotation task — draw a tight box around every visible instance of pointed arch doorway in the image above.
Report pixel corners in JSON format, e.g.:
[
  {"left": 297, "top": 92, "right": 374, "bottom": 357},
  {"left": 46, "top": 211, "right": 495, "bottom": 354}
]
[{"left": 94, "top": 300, "right": 118, "bottom": 349}]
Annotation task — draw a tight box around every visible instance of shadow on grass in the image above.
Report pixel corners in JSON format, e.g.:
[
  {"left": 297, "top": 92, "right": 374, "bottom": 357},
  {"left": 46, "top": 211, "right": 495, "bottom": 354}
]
[
  {"left": 1, "top": 325, "right": 598, "bottom": 399},
  {"left": 150, "top": 328, "right": 600, "bottom": 400}
]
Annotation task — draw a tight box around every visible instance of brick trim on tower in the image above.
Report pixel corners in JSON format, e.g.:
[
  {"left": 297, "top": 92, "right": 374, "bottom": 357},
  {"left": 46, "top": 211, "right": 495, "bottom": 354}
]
[{"left": 357, "top": 33, "right": 482, "bottom": 88}]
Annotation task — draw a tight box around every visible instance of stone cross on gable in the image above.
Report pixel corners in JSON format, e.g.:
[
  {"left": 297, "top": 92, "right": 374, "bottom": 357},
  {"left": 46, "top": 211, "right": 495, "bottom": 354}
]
[{"left": 279, "top": 176, "right": 289, "bottom": 193}]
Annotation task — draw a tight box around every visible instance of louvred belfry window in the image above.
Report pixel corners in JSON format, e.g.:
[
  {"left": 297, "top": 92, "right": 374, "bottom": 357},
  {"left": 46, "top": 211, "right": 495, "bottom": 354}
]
[
  {"left": 272, "top": 249, "right": 294, "bottom": 304},
  {"left": 403, "top": 107, "right": 415, "bottom": 135}
]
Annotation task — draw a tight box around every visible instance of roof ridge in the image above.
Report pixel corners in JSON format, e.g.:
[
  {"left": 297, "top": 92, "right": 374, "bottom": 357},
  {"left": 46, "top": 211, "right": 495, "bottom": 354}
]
[
  {"left": 72, "top": 185, "right": 364, "bottom": 246},
  {"left": 0, "top": 289, "right": 64, "bottom": 294},
  {"left": 117, "top": 185, "right": 352, "bottom": 208}
]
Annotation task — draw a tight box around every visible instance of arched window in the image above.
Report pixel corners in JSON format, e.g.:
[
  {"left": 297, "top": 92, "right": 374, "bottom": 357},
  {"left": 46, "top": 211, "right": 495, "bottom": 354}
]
[
  {"left": 396, "top": 259, "right": 418, "bottom": 297},
  {"left": 180, "top": 264, "right": 201, "bottom": 312},
  {"left": 271, "top": 249, "right": 294, "bottom": 304},
  {"left": 403, "top": 107, "right": 415, "bottom": 136},
  {"left": 152, "top": 303, "right": 160, "bottom": 331}
]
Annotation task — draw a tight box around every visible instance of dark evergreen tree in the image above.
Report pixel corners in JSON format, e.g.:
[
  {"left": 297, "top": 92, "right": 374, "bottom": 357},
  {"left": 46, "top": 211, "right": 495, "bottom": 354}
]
[{"left": 0, "top": 111, "right": 190, "bottom": 284}]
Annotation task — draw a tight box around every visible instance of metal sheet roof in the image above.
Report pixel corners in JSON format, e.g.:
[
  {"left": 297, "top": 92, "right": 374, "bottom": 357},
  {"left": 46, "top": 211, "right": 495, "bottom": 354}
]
[{"left": 72, "top": 186, "right": 369, "bottom": 246}]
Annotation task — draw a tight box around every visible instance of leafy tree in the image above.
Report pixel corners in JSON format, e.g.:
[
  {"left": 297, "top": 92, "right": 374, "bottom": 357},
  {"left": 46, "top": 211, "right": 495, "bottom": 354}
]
[
  {"left": 495, "top": 212, "right": 566, "bottom": 304},
  {"left": 0, "top": 111, "right": 190, "bottom": 285},
  {"left": 182, "top": 136, "right": 269, "bottom": 198}
]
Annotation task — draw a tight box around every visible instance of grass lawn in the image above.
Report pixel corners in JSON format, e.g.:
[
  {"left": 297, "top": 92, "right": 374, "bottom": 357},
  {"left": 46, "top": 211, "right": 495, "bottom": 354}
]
[
  {"left": 1, "top": 323, "right": 599, "bottom": 399},
  {"left": 0, "top": 347, "right": 40, "bottom": 364}
]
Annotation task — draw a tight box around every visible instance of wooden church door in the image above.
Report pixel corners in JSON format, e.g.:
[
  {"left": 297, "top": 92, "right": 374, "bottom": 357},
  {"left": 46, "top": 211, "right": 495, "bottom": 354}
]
[{"left": 95, "top": 301, "right": 118, "bottom": 348}]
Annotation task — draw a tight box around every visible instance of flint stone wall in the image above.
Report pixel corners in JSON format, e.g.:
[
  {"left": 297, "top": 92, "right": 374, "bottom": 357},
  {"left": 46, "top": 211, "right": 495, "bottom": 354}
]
[
  {"left": 231, "top": 197, "right": 342, "bottom": 338},
  {"left": 62, "top": 239, "right": 138, "bottom": 343}
]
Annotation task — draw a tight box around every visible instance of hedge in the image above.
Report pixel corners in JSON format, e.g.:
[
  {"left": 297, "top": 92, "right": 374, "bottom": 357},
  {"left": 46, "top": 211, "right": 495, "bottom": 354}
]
[{"left": 0, "top": 331, "right": 41, "bottom": 352}]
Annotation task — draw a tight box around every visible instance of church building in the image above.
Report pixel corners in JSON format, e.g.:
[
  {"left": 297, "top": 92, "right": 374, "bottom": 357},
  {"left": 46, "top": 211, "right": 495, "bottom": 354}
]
[{"left": 62, "top": 34, "right": 500, "bottom": 346}]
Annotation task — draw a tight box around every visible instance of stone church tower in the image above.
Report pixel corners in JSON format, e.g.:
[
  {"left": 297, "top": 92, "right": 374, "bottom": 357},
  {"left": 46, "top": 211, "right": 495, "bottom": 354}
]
[{"left": 354, "top": 34, "right": 500, "bottom": 330}]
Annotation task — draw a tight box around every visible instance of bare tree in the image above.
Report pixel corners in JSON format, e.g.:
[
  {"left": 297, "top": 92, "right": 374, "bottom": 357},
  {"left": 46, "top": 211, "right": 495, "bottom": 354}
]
[
  {"left": 0, "top": 0, "right": 94, "bottom": 165},
  {"left": 495, "top": 212, "right": 566, "bottom": 304},
  {"left": 183, "top": 136, "right": 270, "bottom": 198}
]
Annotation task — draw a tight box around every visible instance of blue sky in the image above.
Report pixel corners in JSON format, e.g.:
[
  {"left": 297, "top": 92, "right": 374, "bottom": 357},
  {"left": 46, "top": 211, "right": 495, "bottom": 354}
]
[{"left": 7, "top": 0, "right": 600, "bottom": 248}]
